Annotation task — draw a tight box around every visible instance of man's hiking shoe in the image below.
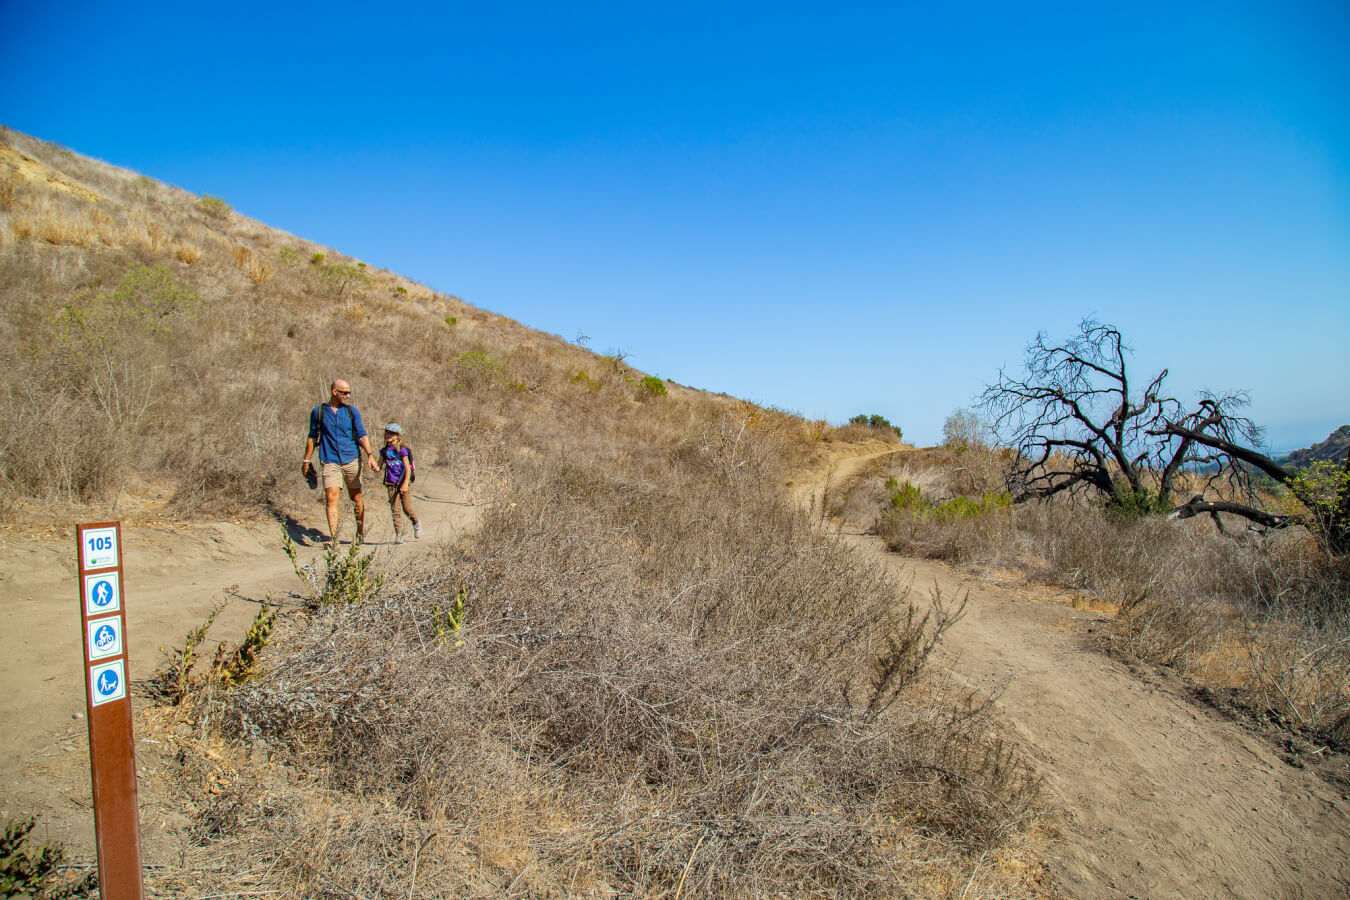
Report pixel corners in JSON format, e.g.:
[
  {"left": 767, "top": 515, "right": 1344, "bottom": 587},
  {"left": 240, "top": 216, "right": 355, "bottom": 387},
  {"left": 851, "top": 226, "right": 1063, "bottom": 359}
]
[{"left": 413, "top": 522, "right": 423, "bottom": 539}]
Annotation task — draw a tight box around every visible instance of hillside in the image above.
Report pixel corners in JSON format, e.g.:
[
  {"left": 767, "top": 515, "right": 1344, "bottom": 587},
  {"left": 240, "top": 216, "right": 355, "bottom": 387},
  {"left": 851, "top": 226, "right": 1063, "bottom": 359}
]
[
  {"left": 1280, "top": 425, "right": 1350, "bottom": 470},
  {"left": 0, "top": 130, "right": 1057, "bottom": 898}
]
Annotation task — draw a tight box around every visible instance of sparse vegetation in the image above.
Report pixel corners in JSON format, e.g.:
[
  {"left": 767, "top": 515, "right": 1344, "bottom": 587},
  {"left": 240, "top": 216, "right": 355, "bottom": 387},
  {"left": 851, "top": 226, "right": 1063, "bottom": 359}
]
[{"left": 196, "top": 194, "right": 231, "bottom": 219}]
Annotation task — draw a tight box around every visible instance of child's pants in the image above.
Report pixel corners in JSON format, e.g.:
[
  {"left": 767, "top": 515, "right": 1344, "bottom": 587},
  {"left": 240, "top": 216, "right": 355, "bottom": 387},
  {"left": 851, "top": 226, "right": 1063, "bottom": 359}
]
[{"left": 386, "top": 485, "right": 418, "bottom": 534}]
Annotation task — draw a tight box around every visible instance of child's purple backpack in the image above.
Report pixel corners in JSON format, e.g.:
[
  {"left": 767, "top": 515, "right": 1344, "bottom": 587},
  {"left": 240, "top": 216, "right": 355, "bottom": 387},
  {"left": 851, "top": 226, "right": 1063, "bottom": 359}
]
[{"left": 382, "top": 444, "right": 416, "bottom": 485}]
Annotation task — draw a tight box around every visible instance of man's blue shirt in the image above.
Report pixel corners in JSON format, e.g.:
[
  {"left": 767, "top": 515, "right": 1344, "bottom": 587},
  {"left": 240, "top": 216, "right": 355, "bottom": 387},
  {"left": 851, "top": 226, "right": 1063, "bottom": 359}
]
[{"left": 309, "top": 403, "right": 367, "bottom": 464}]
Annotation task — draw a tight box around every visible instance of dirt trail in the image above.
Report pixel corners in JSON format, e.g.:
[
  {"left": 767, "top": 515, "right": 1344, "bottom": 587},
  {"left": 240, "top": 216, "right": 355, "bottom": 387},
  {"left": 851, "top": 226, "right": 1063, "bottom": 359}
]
[
  {"left": 813, "top": 449, "right": 1350, "bottom": 899},
  {"left": 0, "top": 468, "right": 479, "bottom": 858}
]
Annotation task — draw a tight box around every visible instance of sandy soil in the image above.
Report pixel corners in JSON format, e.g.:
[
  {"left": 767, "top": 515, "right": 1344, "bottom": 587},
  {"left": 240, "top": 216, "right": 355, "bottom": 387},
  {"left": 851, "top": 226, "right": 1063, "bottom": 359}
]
[
  {"left": 0, "top": 468, "right": 479, "bottom": 861},
  {"left": 812, "top": 450, "right": 1350, "bottom": 899}
]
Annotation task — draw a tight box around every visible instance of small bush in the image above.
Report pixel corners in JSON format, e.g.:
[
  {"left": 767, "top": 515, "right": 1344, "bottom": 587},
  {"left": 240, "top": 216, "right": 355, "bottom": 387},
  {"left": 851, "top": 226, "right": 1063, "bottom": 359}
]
[
  {"left": 284, "top": 530, "right": 383, "bottom": 609},
  {"left": 849, "top": 413, "right": 902, "bottom": 440},
  {"left": 0, "top": 817, "right": 95, "bottom": 897},
  {"left": 196, "top": 194, "right": 231, "bottom": 220},
  {"left": 639, "top": 374, "right": 667, "bottom": 397},
  {"left": 451, "top": 349, "right": 500, "bottom": 389},
  {"left": 444, "top": 315, "right": 456, "bottom": 325},
  {"left": 310, "top": 252, "right": 324, "bottom": 264},
  {"left": 314, "top": 263, "right": 370, "bottom": 299}
]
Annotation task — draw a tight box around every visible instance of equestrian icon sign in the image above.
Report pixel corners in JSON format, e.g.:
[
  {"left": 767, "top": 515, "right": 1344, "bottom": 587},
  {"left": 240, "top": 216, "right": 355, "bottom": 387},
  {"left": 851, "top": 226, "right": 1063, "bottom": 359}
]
[
  {"left": 87, "top": 616, "right": 123, "bottom": 661},
  {"left": 89, "top": 659, "right": 127, "bottom": 706},
  {"left": 84, "top": 572, "right": 121, "bottom": 616}
]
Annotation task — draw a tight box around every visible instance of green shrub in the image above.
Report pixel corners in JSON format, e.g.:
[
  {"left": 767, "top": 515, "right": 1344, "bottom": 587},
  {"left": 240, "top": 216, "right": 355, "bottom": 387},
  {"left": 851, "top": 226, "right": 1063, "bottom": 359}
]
[
  {"left": 310, "top": 252, "right": 325, "bottom": 264},
  {"left": 284, "top": 531, "right": 383, "bottom": 609},
  {"left": 277, "top": 246, "right": 302, "bottom": 266},
  {"left": 395, "top": 285, "right": 407, "bottom": 294},
  {"left": 451, "top": 349, "right": 500, "bottom": 389},
  {"left": 1103, "top": 486, "right": 1171, "bottom": 520},
  {"left": 444, "top": 316, "right": 457, "bottom": 325},
  {"left": 885, "top": 478, "right": 1008, "bottom": 520},
  {"left": 639, "top": 375, "right": 667, "bottom": 397},
  {"left": 316, "top": 263, "right": 370, "bottom": 299},
  {"left": 1, "top": 817, "right": 95, "bottom": 897},
  {"left": 196, "top": 194, "right": 231, "bottom": 219},
  {"left": 849, "top": 413, "right": 902, "bottom": 440}
]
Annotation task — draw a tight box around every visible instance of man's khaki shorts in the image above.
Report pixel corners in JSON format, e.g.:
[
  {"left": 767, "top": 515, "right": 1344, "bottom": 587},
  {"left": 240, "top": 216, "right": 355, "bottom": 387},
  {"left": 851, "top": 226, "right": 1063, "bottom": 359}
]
[{"left": 321, "top": 459, "right": 362, "bottom": 493}]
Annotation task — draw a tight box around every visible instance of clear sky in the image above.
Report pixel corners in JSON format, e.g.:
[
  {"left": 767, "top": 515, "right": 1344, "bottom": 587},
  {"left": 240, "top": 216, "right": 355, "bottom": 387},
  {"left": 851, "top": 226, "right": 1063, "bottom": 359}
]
[{"left": 4, "top": 1, "right": 1348, "bottom": 448}]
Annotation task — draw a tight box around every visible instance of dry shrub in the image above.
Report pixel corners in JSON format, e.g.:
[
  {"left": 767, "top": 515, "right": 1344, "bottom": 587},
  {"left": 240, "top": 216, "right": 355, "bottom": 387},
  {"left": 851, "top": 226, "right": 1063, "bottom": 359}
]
[
  {"left": 849, "top": 450, "right": 1350, "bottom": 745},
  {"left": 175, "top": 241, "right": 201, "bottom": 263},
  {"left": 189, "top": 454, "right": 1043, "bottom": 898}
]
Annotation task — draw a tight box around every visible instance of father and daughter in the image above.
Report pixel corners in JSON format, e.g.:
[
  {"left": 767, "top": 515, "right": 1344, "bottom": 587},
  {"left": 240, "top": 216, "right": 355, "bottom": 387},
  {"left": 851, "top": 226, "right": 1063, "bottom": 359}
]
[{"left": 301, "top": 379, "right": 422, "bottom": 545}]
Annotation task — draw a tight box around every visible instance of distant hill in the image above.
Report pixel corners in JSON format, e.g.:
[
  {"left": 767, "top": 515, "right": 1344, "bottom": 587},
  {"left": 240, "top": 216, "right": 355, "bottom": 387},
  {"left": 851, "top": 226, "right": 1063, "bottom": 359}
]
[{"left": 1279, "top": 426, "right": 1350, "bottom": 470}]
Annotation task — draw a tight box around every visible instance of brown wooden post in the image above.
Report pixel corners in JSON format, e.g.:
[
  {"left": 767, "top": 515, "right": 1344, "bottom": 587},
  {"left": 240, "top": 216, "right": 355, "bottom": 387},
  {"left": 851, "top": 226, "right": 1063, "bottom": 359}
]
[{"left": 76, "top": 521, "right": 145, "bottom": 900}]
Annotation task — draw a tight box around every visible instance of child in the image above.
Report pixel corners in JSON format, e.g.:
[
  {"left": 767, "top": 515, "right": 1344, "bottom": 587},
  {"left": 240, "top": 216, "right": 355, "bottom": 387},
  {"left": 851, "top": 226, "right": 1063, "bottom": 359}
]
[{"left": 380, "top": 423, "right": 421, "bottom": 543}]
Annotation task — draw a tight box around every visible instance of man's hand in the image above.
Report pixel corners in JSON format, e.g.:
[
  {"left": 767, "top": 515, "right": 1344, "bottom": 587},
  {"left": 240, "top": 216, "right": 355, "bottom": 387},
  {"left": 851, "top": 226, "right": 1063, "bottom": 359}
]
[
  {"left": 301, "top": 459, "right": 311, "bottom": 476},
  {"left": 367, "top": 452, "right": 379, "bottom": 471}
]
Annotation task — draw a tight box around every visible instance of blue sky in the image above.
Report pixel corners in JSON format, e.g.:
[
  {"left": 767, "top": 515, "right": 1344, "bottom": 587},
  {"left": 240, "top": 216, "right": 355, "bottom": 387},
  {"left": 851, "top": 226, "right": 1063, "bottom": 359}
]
[{"left": 4, "top": 1, "right": 1348, "bottom": 448}]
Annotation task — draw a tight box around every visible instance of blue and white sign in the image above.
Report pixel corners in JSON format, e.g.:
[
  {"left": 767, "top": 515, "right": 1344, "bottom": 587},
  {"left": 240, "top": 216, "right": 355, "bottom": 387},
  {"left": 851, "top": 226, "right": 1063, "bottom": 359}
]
[
  {"left": 81, "top": 526, "right": 118, "bottom": 570},
  {"left": 84, "top": 572, "right": 121, "bottom": 617},
  {"left": 86, "top": 615, "right": 123, "bottom": 661},
  {"left": 89, "top": 659, "right": 126, "bottom": 706}
]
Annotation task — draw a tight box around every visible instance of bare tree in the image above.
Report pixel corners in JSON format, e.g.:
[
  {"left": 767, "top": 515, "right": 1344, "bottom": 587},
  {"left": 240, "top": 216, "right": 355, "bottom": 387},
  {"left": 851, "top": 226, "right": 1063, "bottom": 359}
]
[
  {"left": 1157, "top": 415, "right": 1350, "bottom": 556},
  {"left": 980, "top": 320, "right": 1251, "bottom": 506},
  {"left": 980, "top": 319, "right": 1350, "bottom": 554}
]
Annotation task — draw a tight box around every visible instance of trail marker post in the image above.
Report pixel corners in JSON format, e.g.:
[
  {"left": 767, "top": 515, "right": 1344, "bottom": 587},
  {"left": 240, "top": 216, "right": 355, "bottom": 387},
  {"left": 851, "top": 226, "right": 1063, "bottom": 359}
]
[{"left": 76, "top": 521, "right": 145, "bottom": 900}]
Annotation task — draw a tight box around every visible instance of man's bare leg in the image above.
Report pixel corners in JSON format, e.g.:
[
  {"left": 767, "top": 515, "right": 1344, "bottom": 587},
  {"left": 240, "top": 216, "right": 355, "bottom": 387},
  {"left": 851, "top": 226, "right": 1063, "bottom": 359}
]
[
  {"left": 351, "top": 487, "right": 365, "bottom": 543},
  {"left": 324, "top": 485, "right": 343, "bottom": 543}
]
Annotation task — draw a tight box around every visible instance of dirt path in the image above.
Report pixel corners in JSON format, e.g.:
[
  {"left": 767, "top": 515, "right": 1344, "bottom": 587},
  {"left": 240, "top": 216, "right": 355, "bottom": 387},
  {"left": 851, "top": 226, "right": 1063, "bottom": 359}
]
[
  {"left": 0, "top": 468, "right": 480, "bottom": 859},
  {"left": 813, "top": 449, "right": 1350, "bottom": 899}
]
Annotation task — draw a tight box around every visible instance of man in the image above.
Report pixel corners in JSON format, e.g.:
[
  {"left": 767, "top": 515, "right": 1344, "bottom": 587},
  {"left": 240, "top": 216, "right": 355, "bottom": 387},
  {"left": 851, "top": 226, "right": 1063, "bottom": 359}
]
[{"left": 301, "top": 379, "right": 380, "bottom": 544}]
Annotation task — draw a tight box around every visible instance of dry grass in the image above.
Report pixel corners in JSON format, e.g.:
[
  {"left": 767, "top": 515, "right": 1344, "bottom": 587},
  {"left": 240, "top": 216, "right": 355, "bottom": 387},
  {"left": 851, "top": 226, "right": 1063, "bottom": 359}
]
[
  {"left": 840, "top": 448, "right": 1350, "bottom": 750},
  {"left": 171, "top": 450, "right": 1045, "bottom": 898},
  {"left": 1, "top": 126, "right": 1053, "bottom": 895}
]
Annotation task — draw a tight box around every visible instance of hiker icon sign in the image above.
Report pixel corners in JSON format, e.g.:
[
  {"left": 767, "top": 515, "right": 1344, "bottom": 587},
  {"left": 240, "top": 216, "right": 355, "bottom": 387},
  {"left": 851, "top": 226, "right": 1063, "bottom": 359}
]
[
  {"left": 83, "top": 572, "right": 121, "bottom": 616},
  {"left": 89, "top": 659, "right": 126, "bottom": 706},
  {"left": 86, "top": 615, "right": 123, "bottom": 661}
]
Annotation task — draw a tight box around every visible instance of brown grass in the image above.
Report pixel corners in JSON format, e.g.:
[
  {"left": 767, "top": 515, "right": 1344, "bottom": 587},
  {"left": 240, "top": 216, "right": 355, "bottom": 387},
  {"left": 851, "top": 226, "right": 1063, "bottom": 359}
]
[
  {"left": 174, "top": 450, "right": 1044, "bottom": 897},
  {"left": 840, "top": 447, "right": 1350, "bottom": 749},
  {"left": 1, "top": 126, "right": 1054, "bottom": 895}
]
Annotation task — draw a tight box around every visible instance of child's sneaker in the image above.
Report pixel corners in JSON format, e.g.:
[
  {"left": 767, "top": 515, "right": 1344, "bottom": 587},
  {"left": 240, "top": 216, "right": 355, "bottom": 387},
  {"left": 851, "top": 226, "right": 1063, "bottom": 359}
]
[
  {"left": 394, "top": 532, "right": 406, "bottom": 544},
  {"left": 413, "top": 522, "right": 422, "bottom": 539}
]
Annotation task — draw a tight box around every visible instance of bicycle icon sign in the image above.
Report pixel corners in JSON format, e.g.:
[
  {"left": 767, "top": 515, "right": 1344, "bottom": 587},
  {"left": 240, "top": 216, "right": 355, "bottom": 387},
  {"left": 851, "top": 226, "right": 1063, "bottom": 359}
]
[
  {"left": 87, "top": 616, "right": 123, "bottom": 661},
  {"left": 83, "top": 572, "right": 121, "bottom": 616}
]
